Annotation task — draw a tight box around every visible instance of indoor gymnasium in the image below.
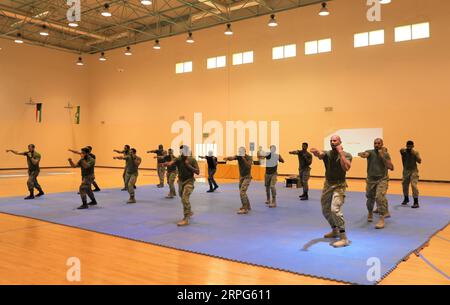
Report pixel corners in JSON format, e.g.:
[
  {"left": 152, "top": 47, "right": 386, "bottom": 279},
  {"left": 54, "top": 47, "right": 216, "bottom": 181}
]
[{"left": 0, "top": 0, "right": 448, "bottom": 288}]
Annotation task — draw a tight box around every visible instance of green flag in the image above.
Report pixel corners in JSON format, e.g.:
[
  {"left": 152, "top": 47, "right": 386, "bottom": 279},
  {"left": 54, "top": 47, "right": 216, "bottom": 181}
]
[
  {"left": 75, "top": 106, "right": 80, "bottom": 124},
  {"left": 35, "top": 103, "right": 42, "bottom": 123}
]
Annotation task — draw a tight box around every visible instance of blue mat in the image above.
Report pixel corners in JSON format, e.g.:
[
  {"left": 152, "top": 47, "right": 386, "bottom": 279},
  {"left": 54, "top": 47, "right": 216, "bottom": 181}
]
[{"left": 0, "top": 182, "right": 448, "bottom": 285}]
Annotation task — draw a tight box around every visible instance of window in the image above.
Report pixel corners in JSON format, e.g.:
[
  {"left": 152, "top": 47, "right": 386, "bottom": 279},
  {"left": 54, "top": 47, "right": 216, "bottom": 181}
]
[
  {"left": 305, "top": 38, "right": 331, "bottom": 55},
  {"left": 175, "top": 61, "right": 192, "bottom": 74},
  {"left": 232, "top": 51, "right": 253, "bottom": 65},
  {"left": 272, "top": 44, "right": 296, "bottom": 60},
  {"left": 207, "top": 56, "right": 226, "bottom": 69},
  {"left": 395, "top": 22, "right": 430, "bottom": 42},
  {"left": 354, "top": 30, "right": 385, "bottom": 48}
]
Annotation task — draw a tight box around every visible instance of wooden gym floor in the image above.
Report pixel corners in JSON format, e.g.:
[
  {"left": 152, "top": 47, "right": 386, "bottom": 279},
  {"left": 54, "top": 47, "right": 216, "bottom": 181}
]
[{"left": 0, "top": 168, "right": 448, "bottom": 285}]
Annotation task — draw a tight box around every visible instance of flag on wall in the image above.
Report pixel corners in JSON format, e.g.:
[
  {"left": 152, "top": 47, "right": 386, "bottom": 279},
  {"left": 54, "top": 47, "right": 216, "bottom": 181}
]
[
  {"left": 35, "top": 103, "right": 42, "bottom": 123},
  {"left": 75, "top": 105, "right": 80, "bottom": 124}
]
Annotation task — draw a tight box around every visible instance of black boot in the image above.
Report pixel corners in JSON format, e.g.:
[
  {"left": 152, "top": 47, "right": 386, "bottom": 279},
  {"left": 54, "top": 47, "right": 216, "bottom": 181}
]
[
  {"left": 24, "top": 190, "right": 35, "bottom": 200},
  {"left": 207, "top": 182, "right": 214, "bottom": 193},
  {"left": 412, "top": 198, "right": 420, "bottom": 209},
  {"left": 213, "top": 184, "right": 219, "bottom": 191},
  {"left": 36, "top": 187, "right": 45, "bottom": 197},
  {"left": 121, "top": 187, "right": 127, "bottom": 191},
  {"left": 88, "top": 199, "right": 98, "bottom": 206},
  {"left": 77, "top": 200, "right": 89, "bottom": 209},
  {"left": 300, "top": 192, "right": 309, "bottom": 201},
  {"left": 92, "top": 181, "right": 100, "bottom": 192},
  {"left": 401, "top": 196, "right": 409, "bottom": 205}
]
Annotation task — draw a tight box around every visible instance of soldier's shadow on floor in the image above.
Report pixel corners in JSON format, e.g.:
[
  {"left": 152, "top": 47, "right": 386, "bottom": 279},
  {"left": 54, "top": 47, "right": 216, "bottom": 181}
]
[{"left": 301, "top": 237, "right": 335, "bottom": 251}]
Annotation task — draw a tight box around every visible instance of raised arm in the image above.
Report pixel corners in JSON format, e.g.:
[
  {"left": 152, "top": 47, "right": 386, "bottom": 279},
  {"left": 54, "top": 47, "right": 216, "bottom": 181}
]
[
  {"left": 289, "top": 150, "right": 299, "bottom": 155},
  {"left": 113, "top": 149, "right": 124, "bottom": 154},
  {"left": 134, "top": 157, "right": 142, "bottom": 167},
  {"left": 310, "top": 148, "right": 325, "bottom": 160},
  {"left": 113, "top": 155, "right": 126, "bottom": 160},
  {"left": 68, "top": 158, "right": 77, "bottom": 168},
  {"left": 185, "top": 159, "right": 200, "bottom": 175},
  {"left": 279, "top": 155, "right": 285, "bottom": 163},
  {"left": 414, "top": 150, "right": 422, "bottom": 164},
  {"left": 336, "top": 146, "right": 351, "bottom": 172},
  {"left": 378, "top": 149, "right": 394, "bottom": 171}
]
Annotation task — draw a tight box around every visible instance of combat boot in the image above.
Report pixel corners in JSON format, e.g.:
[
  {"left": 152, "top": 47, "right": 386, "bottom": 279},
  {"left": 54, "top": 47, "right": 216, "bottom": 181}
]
[
  {"left": 177, "top": 217, "right": 190, "bottom": 226},
  {"left": 412, "top": 198, "right": 420, "bottom": 209},
  {"left": 332, "top": 232, "right": 350, "bottom": 248},
  {"left": 375, "top": 216, "right": 385, "bottom": 229},
  {"left": 367, "top": 211, "right": 373, "bottom": 222},
  {"left": 324, "top": 228, "right": 339, "bottom": 238}
]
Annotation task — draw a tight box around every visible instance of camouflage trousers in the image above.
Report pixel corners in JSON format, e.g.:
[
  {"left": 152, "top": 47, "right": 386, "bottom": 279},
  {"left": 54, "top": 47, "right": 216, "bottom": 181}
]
[
  {"left": 27, "top": 170, "right": 42, "bottom": 192},
  {"left": 79, "top": 175, "right": 95, "bottom": 203},
  {"left": 298, "top": 167, "right": 311, "bottom": 192},
  {"left": 366, "top": 176, "right": 389, "bottom": 216},
  {"left": 402, "top": 170, "right": 419, "bottom": 198},
  {"left": 167, "top": 171, "right": 177, "bottom": 197},
  {"left": 264, "top": 173, "right": 277, "bottom": 201},
  {"left": 122, "top": 168, "right": 127, "bottom": 188},
  {"left": 321, "top": 181, "right": 347, "bottom": 231},
  {"left": 125, "top": 172, "right": 138, "bottom": 197},
  {"left": 157, "top": 164, "right": 166, "bottom": 186},
  {"left": 239, "top": 176, "right": 252, "bottom": 210},
  {"left": 178, "top": 178, "right": 195, "bottom": 217}
]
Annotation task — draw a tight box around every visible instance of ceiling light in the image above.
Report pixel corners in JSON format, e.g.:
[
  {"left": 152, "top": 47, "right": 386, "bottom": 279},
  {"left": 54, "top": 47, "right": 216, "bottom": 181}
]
[
  {"left": 224, "top": 23, "right": 233, "bottom": 35},
  {"left": 76, "top": 57, "right": 84, "bottom": 66},
  {"left": 379, "top": 0, "right": 391, "bottom": 4},
  {"left": 101, "top": 3, "right": 112, "bottom": 17},
  {"left": 99, "top": 52, "right": 107, "bottom": 61},
  {"left": 141, "top": 0, "right": 152, "bottom": 5},
  {"left": 124, "top": 46, "right": 132, "bottom": 56},
  {"left": 39, "top": 25, "right": 49, "bottom": 36},
  {"left": 319, "top": 2, "right": 330, "bottom": 16},
  {"left": 68, "top": 22, "right": 79, "bottom": 27},
  {"left": 186, "top": 32, "right": 194, "bottom": 44},
  {"left": 268, "top": 14, "right": 278, "bottom": 27},
  {"left": 14, "top": 33, "right": 24, "bottom": 44},
  {"left": 153, "top": 40, "right": 161, "bottom": 50}
]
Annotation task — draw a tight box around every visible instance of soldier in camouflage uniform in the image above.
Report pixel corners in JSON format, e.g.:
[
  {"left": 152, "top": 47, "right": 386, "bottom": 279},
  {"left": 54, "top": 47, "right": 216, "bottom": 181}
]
[
  {"left": 113, "top": 145, "right": 132, "bottom": 191},
  {"left": 114, "top": 148, "right": 142, "bottom": 203},
  {"left": 161, "top": 145, "right": 199, "bottom": 226},
  {"left": 147, "top": 144, "right": 167, "bottom": 188},
  {"left": 6, "top": 144, "right": 44, "bottom": 200},
  {"left": 311, "top": 135, "right": 352, "bottom": 248},
  {"left": 224, "top": 147, "right": 253, "bottom": 215},
  {"left": 289, "top": 142, "right": 313, "bottom": 200},
  {"left": 69, "top": 146, "right": 101, "bottom": 192},
  {"left": 400, "top": 140, "right": 422, "bottom": 208},
  {"left": 164, "top": 148, "right": 178, "bottom": 198},
  {"left": 358, "top": 138, "right": 394, "bottom": 229},
  {"left": 262, "top": 145, "right": 284, "bottom": 208},
  {"left": 68, "top": 147, "right": 98, "bottom": 209}
]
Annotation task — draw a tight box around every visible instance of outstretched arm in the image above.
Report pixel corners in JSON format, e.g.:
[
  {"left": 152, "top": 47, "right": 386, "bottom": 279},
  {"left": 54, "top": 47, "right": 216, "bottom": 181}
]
[
  {"left": 223, "top": 156, "right": 238, "bottom": 162},
  {"left": 113, "top": 149, "right": 124, "bottom": 154},
  {"left": 358, "top": 152, "right": 370, "bottom": 158},
  {"left": 69, "top": 149, "right": 82, "bottom": 155},
  {"left": 289, "top": 150, "right": 299, "bottom": 155},
  {"left": 310, "top": 148, "right": 325, "bottom": 160},
  {"left": 6, "top": 150, "right": 26, "bottom": 156},
  {"left": 113, "top": 155, "right": 126, "bottom": 160}
]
